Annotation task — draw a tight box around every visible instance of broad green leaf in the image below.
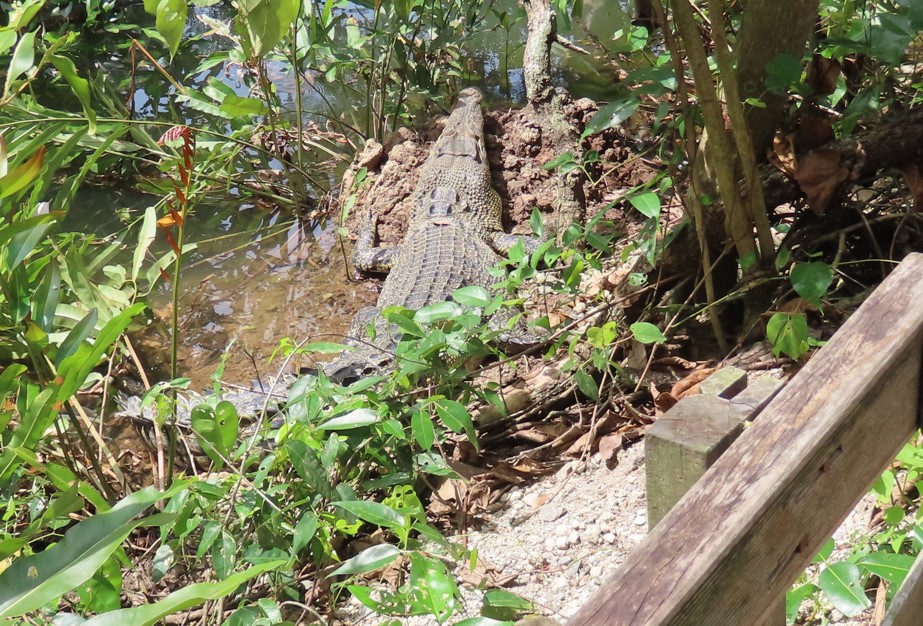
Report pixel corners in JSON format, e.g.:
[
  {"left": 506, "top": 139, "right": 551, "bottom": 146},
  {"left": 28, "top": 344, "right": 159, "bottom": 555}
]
[
  {"left": 0, "top": 485, "right": 185, "bottom": 618},
  {"left": 574, "top": 368, "right": 599, "bottom": 401},
  {"left": 302, "top": 341, "right": 348, "bottom": 354},
  {"left": 219, "top": 94, "right": 268, "bottom": 117},
  {"left": 785, "top": 583, "right": 817, "bottom": 624},
  {"left": 434, "top": 399, "right": 475, "bottom": 445},
  {"left": 790, "top": 262, "right": 833, "bottom": 307},
  {"left": 858, "top": 552, "right": 915, "bottom": 588},
  {"left": 151, "top": 544, "right": 174, "bottom": 583},
  {"left": 235, "top": 0, "right": 299, "bottom": 58},
  {"left": 132, "top": 205, "right": 157, "bottom": 282},
  {"left": 0, "top": 31, "right": 15, "bottom": 57},
  {"left": 50, "top": 56, "right": 96, "bottom": 134},
  {"left": 765, "top": 52, "right": 803, "bottom": 93},
  {"left": 155, "top": 0, "right": 188, "bottom": 58},
  {"left": 292, "top": 513, "right": 318, "bottom": 555},
  {"left": 452, "top": 285, "right": 491, "bottom": 308},
  {"left": 328, "top": 544, "right": 400, "bottom": 577},
  {"left": 582, "top": 95, "right": 640, "bottom": 137},
  {"left": 7, "top": 0, "right": 46, "bottom": 31},
  {"left": 318, "top": 408, "right": 379, "bottom": 430},
  {"left": 3, "top": 30, "right": 36, "bottom": 98},
  {"left": 766, "top": 312, "right": 810, "bottom": 359},
  {"left": 332, "top": 501, "right": 407, "bottom": 531},
  {"left": 415, "top": 301, "right": 462, "bottom": 324},
  {"left": 411, "top": 410, "right": 435, "bottom": 450},
  {"left": 382, "top": 307, "right": 424, "bottom": 337},
  {"left": 543, "top": 151, "right": 575, "bottom": 171},
  {"left": 630, "top": 321, "right": 666, "bottom": 344},
  {"left": 191, "top": 404, "right": 227, "bottom": 468},
  {"left": 817, "top": 562, "right": 871, "bottom": 617},
  {"left": 483, "top": 589, "right": 533, "bottom": 610},
  {"left": 629, "top": 192, "right": 660, "bottom": 220},
  {"left": 82, "top": 561, "right": 284, "bottom": 626}
]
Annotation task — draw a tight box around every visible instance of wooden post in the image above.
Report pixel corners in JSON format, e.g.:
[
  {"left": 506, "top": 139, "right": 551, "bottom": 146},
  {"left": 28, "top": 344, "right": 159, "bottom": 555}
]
[
  {"left": 569, "top": 253, "right": 923, "bottom": 625},
  {"left": 645, "top": 367, "right": 785, "bottom": 625}
]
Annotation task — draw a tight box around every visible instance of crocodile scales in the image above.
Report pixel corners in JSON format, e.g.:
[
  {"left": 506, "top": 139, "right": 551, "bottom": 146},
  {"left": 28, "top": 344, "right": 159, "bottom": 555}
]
[
  {"left": 119, "top": 88, "right": 539, "bottom": 458},
  {"left": 323, "top": 87, "right": 539, "bottom": 383}
]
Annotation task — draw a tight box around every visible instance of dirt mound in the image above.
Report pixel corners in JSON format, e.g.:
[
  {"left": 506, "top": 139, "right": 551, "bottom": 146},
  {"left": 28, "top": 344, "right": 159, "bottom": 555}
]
[{"left": 336, "top": 95, "right": 656, "bottom": 251}]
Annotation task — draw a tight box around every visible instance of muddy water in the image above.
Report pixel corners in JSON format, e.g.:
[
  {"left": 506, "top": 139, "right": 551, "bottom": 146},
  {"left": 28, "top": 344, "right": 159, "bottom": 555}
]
[{"left": 141, "top": 217, "right": 379, "bottom": 390}]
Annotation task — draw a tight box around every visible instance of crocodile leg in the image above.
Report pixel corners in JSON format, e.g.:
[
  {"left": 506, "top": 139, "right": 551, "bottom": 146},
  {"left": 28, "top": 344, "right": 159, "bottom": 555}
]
[
  {"left": 354, "top": 213, "right": 400, "bottom": 273},
  {"left": 487, "top": 231, "right": 543, "bottom": 257}
]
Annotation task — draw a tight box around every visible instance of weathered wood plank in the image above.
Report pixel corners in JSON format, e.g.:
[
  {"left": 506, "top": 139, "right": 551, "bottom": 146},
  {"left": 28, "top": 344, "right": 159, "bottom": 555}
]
[
  {"left": 882, "top": 552, "right": 923, "bottom": 626},
  {"left": 569, "top": 252, "right": 923, "bottom": 626}
]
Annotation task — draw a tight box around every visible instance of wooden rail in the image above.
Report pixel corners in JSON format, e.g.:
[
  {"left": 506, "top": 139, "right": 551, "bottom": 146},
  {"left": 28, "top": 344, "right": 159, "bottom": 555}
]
[{"left": 568, "top": 252, "right": 923, "bottom": 625}]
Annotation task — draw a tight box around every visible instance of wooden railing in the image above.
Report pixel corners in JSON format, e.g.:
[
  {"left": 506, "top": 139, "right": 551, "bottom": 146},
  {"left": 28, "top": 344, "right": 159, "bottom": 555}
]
[{"left": 565, "top": 252, "right": 923, "bottom": 625}]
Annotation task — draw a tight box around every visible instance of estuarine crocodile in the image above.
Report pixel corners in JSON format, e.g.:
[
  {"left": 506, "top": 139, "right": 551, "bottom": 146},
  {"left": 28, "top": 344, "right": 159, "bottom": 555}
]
[
  {"left": 322, "top": 87, "right": 539, "bottom": 383},
  {"left": 119, "top": 87, "right": 539, "bottom": 458}
]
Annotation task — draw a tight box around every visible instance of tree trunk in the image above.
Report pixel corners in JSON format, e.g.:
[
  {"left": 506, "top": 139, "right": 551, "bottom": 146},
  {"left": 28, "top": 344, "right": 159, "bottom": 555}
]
[
  {"left": 520, "top": 0, "right": 586, "bottom": 234},
  {"left": 736, "top": 0, "right": 820, "bottom": 161}
]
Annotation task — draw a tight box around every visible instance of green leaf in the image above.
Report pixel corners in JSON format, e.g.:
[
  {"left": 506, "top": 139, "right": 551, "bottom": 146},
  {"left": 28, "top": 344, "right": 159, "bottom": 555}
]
[
  {"left": 411, "top": 410, "right": 435, "bottom": 450},
  {"left": 790, "top": 262, "right": 833, "bottom": 307},
  {"left": 382, "top": 307, "right": 424, "bottom": 337},
  {"left": 50, "top": 56, "right": 96, "bottom": 134},
  {"left": 766, "top": 312, "right": 810, "bottom": 359},
  {"left": 786, "top": 583, "right": 818, "bottom": 624},
  {"left": 574, "top": 368, "right": 599, "bottom": 401},
  {"left": 302, "top": 341, "right": 349, "bottom": 354},
  {"left": 817, "top": 562, "right": 871, "bottom": 617},
  {"left": 415, "top": 301, "right": 463, "bottom": 324},
  {"left": 629, "top": 192, "right": 660, "bottom": 220},
  {"left": 328, "top": 544, "right": 400, "bottom": 578},
  {"left": 630, "top": 322, "right": 666, "bottom": 344},
  {"left": 318, "top": 408, "right": 379, "bottom": 430},
  {"left": 452, "top": 285, "right": 492, "bottom": 308},
  {"left": 132, "top": 205, "right": 157, "bottom": 283},
  {"left": 582, "top": 95, "right": 640, "bottom": 138},
  {"left": 434, "top": 399, "right": 475, "bottom": 445},
  {"left": 0, "top": 485, "right": 186, "bottom": 618},
  {"left": 155, "top": 0, "right": 188, "bottom": 58},
  {"left": 0, "top": 146, "right": 45, "bottom": 199},
  {"left": 529, "top": 208, "right": 544, "bottom": 238},
  {"left": 765, "top": 52, "right": 803, "bottom": 94},
  {"left": 81, "top": 561, "right": 284, "bottom": 626},
  {"left": 332, "top": 501, "right": 407, "bottom": 531},
  {"left": 543, "top": 151, "right": 575, "bottom": 171},
  {"left": 219, "top": 94, "right": 268, "bottom": 117},
  {"left": 32, "top": 261, "right": 60, "bottom": 332},
  {"left": 55, "top": 308, "right": 98, "bottom": 366},
  {"left": 57, "top": 303, "right": 146, "bottom": 401},
  {"left": 292, "top": 513, "right": 317, "bottom": 555},
  {"left": 3, "top": 30, "right": 36, "bottom": 98},
  {"left": 859, "top": 553, "right": 915, "bottom": 588},
  {"left": 235, "top": 0, "right": 299, "bottom": 58}
]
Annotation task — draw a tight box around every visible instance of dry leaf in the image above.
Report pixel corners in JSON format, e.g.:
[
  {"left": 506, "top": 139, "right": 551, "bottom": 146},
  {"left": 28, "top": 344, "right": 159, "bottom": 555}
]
[
  {"left": 899, "top": 162, "right": 923, "bottom": 211},
  {"left": 769, "top": 132, "right": 798, "bottom": 176},
  {"left": 670, "top": 367, "right": 716, "bottom": 399},
  {"left": 793, "top": 148, "right": 850, "bottom": 215},
  {"left": 808, "top": 55, "right": 842, "bottom": 96},
  {"left": 798, "top": 108, "right": 835, "bottom": 150},
  {"left": 598, "top": 433, "right": 623, "bottom": 469}
]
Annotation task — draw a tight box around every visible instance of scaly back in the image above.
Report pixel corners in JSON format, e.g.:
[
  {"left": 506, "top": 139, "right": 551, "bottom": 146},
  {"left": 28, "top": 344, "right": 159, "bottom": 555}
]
[{"left": 409, "top": 88, "right": 503, "bottom": 238}]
